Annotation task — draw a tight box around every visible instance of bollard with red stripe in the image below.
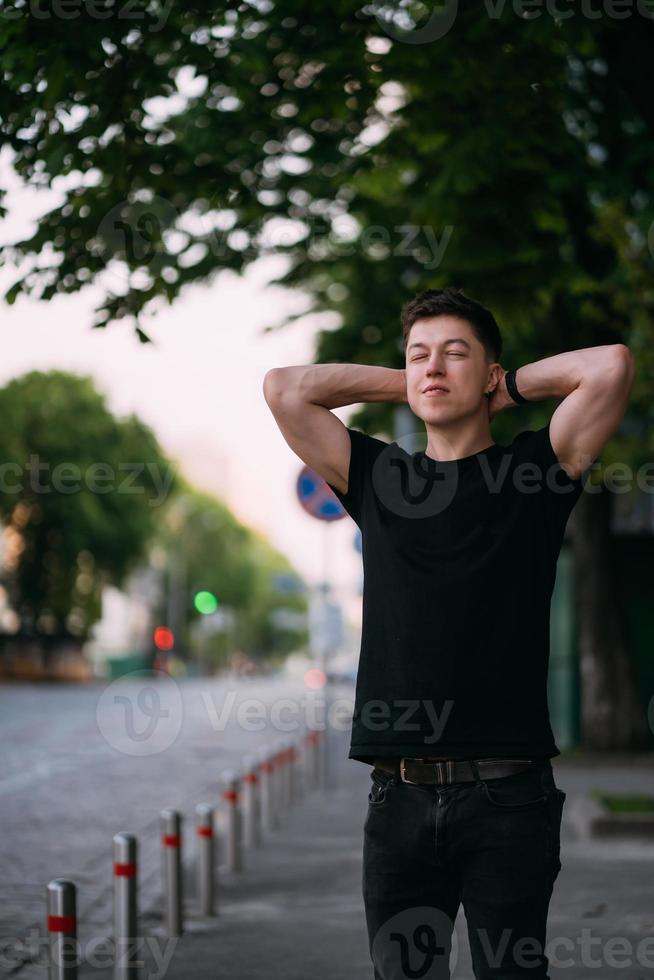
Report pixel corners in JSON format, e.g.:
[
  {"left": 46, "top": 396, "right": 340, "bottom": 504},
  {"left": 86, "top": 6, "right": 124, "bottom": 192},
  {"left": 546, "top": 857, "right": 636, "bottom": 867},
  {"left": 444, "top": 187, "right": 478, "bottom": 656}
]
[
  {"left": 195, "top": 803, "right": 216, "bottom": 916},
  {"left": 302, "top": 730, "right": 312, "bottom": 790},
  {"left": 288, "top": 738, "right": 300, "bottom": 804},
  {"left": 273, "top": 737, "right": 288, "bottom": 824},
  {"left": 270, "top": 747, "right": 282, "bottom": 828},
  {"left": 316, "top": 726, "right": 326, "bottom": 791},
  {"left": 268, "top": 743, "right": 280, "bottom": 827},
  {"left": 160, "top": 809, "right": 183, "bottom": 936},
  {"left": 112, "top": 833, "right": 139, "bottom": 979},
  {"left": 279, "top": 737, "right": 292, "bottom": 815},
  {"left": 241, "top": 754, "right": 262, "bottom": 849},
  {"left": 258, "top": 749, "right": 276, "bottom": 834},
  {"left": 305, "top": 729, "right": 320, "bottom": 790},
  {"left": 46, "top": 879, "right": 79, "bottom": 979},
  {"left": 314, "top": 728, "right": 325, "bottom": 789},
  {"left": 276, "top": 738, "right": 288, "bottom": 816},
  {"left": 297, "top": 731, "right": 309, "bottom": 795},
  {"left": 221, "top": 769, "right": 243, "bottom": 872}
]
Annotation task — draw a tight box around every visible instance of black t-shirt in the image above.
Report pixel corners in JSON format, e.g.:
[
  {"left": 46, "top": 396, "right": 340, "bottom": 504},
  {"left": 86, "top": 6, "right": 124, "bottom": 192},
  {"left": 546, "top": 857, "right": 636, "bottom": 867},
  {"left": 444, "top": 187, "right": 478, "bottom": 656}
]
[{"left": 326, "top": 423, "right": 587, "bottom": 765}]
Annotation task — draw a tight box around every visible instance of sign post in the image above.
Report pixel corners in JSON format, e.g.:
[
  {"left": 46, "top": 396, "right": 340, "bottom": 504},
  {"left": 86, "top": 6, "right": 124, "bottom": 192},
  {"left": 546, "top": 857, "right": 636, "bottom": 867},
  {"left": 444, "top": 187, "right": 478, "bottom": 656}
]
[
  {"left": 295, "top": 465, "right": 346, "bottom": 674},
  {"left": 296, "top": 464, "right": 348, "bottom": 790}
]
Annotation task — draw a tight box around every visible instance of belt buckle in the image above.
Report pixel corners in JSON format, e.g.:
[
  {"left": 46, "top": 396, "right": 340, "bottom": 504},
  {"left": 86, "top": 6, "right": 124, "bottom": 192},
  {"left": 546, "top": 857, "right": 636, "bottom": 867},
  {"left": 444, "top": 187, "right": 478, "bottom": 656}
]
[
  {"left": 400, "top": 758, "right": 419, "bottom": 784},
  {"left": 400, "top": 758, "right": 451, "bottom": 785}
]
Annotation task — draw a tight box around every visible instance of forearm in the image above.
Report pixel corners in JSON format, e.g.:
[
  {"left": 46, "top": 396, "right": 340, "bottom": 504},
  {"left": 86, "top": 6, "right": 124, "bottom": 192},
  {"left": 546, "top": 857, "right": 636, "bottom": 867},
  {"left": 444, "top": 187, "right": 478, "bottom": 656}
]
[
  {"left": 264, "top": 363, "right": 407, "bottom": 410},
  {"left": 498, "top": 344, "right": 632, "bottom": 408}
]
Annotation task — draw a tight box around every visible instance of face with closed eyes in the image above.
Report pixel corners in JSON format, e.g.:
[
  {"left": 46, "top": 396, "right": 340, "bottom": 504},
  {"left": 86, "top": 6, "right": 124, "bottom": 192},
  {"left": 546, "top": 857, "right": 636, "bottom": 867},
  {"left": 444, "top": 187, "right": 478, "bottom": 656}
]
[{"left": 405, "top": 315, "right": 499, "bottom": 423}]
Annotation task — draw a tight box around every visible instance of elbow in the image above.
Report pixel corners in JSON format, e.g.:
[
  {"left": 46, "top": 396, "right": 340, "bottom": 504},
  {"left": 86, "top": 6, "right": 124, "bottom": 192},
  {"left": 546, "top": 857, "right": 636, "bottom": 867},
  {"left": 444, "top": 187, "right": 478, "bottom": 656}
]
[
  {"left": 263, "top": 368, "right": 285, "bottom": 405},
  {"left": 263, "top": 366, "right": 304, "bottom": 405},
  {"left": 583, "top": 345, "right": 635, "bottom": 395},
  {"left": 611, "top": 344, "right": 635, "bottom": 383},
  {"left": 601, "top": 345, "right": 635, "bottom": 399}
]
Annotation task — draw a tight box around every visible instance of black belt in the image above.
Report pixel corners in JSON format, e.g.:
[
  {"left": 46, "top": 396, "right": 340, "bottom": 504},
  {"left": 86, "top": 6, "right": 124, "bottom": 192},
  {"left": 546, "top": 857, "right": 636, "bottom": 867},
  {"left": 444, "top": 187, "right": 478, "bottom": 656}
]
[{"left": 373, "top": 756, "right": 541, "bottom": 786}]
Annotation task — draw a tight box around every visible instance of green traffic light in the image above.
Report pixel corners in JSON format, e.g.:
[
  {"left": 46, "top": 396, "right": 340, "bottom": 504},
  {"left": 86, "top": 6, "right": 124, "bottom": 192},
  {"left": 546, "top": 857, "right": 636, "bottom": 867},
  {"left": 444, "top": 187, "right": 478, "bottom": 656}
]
[{"left": 194, "top": 590, "right": 218, "bottom": 614}]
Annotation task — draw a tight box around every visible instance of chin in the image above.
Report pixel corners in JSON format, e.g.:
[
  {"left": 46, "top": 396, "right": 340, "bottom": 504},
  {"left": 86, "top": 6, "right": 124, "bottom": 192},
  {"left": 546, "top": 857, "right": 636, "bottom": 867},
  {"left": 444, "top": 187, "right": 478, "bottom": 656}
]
[{"left": 416, "top": 401, "right": 451, "bottom": 419}]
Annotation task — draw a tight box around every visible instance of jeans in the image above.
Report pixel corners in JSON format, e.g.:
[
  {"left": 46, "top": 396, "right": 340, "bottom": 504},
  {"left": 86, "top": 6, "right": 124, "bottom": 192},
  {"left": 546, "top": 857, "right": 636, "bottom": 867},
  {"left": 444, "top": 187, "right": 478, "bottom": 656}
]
[{"left": 362, "top": 759, "right": 566, "bottom": 980}]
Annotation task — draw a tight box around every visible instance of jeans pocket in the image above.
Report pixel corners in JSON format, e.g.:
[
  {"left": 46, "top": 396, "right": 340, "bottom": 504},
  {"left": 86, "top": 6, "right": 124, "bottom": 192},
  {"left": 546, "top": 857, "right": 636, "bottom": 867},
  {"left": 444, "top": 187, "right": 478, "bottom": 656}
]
[
  {"left": 481, "top": 767, "right": 549, "bottom": 809},
  {"left": 545, "top": 787, "right": 566, "bottom": 873},
  {"left": 368, "top": 768, "right": 395, "bottom": 806}
]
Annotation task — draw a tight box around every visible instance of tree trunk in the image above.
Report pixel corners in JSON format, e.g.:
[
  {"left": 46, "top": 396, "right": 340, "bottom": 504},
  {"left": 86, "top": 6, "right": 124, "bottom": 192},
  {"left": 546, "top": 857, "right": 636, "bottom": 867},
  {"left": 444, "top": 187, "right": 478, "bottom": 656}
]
[{"left": 568, "top": 484, "right": 650, "bottom": 750}]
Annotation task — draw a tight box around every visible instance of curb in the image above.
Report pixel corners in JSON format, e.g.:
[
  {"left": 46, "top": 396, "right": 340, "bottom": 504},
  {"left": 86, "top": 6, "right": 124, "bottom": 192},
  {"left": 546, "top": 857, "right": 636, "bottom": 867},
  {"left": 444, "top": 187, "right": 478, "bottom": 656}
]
[{"left": 567, "top": 793, "right": 654, "bottom": 840}]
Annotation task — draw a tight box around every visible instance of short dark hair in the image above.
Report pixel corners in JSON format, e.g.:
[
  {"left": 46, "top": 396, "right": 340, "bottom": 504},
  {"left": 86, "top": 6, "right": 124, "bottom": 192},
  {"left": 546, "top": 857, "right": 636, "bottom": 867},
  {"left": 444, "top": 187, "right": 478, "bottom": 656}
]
[{"left": 401, "top": 287, "right": 502, "bottom": 362}]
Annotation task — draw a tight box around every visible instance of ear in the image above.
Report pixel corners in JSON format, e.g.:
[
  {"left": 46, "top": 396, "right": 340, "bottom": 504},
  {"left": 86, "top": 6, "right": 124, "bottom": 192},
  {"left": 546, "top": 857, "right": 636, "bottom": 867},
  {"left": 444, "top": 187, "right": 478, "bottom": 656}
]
[{"left": 486, "top": 363, "right": 504, "bottom": 392}]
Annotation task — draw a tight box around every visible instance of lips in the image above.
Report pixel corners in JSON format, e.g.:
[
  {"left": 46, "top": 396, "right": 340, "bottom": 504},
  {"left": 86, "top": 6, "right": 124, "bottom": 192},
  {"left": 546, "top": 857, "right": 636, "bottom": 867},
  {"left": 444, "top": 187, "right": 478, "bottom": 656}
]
[{"left": 423, "top": 385, "right": 449, "bottom": 395}]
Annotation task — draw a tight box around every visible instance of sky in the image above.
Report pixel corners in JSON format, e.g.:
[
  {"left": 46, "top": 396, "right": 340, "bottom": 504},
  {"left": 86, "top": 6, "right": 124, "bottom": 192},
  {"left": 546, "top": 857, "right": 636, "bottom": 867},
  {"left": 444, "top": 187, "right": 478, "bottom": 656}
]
[{"left": 0, "top": 146, "right": 366, "bottom": 629}]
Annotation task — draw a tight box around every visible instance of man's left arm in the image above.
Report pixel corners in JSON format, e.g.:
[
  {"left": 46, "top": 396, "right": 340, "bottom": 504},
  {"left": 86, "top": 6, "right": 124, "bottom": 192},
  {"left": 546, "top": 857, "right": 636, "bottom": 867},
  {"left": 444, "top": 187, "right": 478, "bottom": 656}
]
[{"left": 492, "top": 344, "right": 636, "bottom": 480}]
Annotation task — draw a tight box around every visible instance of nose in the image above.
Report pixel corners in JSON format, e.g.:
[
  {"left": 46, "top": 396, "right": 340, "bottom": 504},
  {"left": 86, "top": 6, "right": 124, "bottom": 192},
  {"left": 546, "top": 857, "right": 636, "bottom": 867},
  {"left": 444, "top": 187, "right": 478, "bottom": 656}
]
[{"left": 426, "top": 353, "right": 446, "bottom": 375}]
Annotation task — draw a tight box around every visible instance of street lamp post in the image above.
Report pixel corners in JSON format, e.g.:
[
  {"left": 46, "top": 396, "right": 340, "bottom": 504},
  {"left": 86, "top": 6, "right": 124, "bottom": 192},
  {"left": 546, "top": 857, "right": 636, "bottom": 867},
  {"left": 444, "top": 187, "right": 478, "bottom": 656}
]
[{"left": 165, "top": 495, "right": 191, "bottom": 662}]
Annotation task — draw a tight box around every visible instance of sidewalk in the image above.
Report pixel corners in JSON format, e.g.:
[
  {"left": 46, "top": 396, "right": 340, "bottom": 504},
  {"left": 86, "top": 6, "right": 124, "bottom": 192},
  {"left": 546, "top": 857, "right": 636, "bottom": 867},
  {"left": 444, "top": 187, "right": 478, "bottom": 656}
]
[
  {"left": 69, "top": 736, "right": 654, "bottom": 980},
  {"left": 135, "top": 724, "right": 374, "bottom": 980}
]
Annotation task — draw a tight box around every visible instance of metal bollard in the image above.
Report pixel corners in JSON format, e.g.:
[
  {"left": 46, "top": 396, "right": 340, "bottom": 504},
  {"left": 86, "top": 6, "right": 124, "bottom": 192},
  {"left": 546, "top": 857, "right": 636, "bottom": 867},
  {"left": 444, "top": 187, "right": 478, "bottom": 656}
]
[
  {"left": 271, "top": 746, "right": 283, "bottom": 825},
  {"left": 221, "top": 769, "right": 243, "bottom": 872},
  {"left": 289, "top": 737, "right": 303, "bottom": 801},
  {"left": 275, "top": 739, "right": 286, "bottom": 821},
  {"left": 302, "top": 733, "right": 311, "bottom": 795},
  {"left": 282, "top": 739, "right": 293, "bottom": 811},
  {"left": 273, "top": 737, "right": 288, "bottom": 821},
  {"left": 195, "top": 803, "right": 216, "bottom": 916},
  {"left": 269, "top": 745, "right": 281, "bottom": 828},
  {"left": 305, "top": 730, "right": 319, "bottom": 789},
  {"left": 271, "top": 739, "right": 283, "bottom": 821},
  {"left": 301, "top": 730, "right": 311, "bottom": 790},
  {"left": 160, "top": 809, "right": 183, "bottom": 936},
  {"left": 316, "top": 727, "right": 327, "bottom": 790},
  {"left": 258, "top": 749, "right": 277, "bottom": 833},
  {"left": 113, "top": 833, "right": 138, "bottom": 980},
  {"left": 288, "top": 739, "right": 299, "bottom": 805},
  {"left": 46, "top": 879, "right": 78, "bottom": 980},
  {"left": 241, "top": 754, "right": 261, "bottom": 849},
  {"left": 299, "top": 732, "right": 309, "bottom": 790},
  {"left": 284, "top": 739, "right": 295, "bottom": 807}
]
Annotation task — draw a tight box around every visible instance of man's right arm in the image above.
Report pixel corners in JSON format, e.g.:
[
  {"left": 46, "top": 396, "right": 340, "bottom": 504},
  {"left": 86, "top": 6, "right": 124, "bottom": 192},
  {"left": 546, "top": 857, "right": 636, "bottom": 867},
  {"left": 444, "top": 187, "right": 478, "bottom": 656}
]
[{"left": 262, "top": 363, "right": 406, "bottom": 495}]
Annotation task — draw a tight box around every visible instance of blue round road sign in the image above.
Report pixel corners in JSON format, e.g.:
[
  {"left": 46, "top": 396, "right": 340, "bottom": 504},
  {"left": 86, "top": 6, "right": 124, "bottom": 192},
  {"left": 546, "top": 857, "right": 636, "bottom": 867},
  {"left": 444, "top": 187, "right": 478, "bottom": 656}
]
[{"left": 296, "top": 465, "right": 347, "bottom": 522}]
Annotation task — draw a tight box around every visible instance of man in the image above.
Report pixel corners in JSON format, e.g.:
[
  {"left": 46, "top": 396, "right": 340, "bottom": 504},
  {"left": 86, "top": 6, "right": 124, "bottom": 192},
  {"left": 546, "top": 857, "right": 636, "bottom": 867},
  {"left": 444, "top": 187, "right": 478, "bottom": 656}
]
[{"left": 263, "top": 287, "right": 634, "bottom": 979}]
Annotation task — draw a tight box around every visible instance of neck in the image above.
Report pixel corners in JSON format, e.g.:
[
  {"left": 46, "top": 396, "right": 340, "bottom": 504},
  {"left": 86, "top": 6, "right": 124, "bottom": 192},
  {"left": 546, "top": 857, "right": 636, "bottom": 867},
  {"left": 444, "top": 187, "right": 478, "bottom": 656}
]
[{"left": 423, "top": 418, "right": 494, "bottom": 462}]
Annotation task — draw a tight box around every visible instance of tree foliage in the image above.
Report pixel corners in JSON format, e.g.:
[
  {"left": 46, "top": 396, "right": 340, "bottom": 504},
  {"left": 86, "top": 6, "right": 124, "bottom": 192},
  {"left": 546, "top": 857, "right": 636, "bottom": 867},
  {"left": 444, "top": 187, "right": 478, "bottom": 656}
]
[
  {"left": 0, "top": 0, "right": 382, "bottom": 331},
  {"left": 0, "top": 370, "right": 307, "bottom": 659},
  {"left": 2, "top": 5, "right": 652, "bottom": 454},
  {"left": 0, "top": 369, "right": 177, "bottom": 639},
  {"left": 154, "top": 484, "right": 309, "bottom": 664}
]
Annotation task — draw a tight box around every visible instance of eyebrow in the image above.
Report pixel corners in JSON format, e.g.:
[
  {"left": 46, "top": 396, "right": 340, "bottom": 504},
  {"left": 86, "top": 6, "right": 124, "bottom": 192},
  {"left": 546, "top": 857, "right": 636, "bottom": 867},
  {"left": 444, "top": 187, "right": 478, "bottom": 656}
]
[{"left": 407, "top": 337, "right": 472, "bottom": 352}]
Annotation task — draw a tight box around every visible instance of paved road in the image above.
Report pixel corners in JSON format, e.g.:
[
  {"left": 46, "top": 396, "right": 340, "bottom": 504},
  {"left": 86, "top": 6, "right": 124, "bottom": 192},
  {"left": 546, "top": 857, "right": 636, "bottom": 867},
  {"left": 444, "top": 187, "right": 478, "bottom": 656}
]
[
  {"left": 0, "top": 672, "right": 343, "bottom": 977},
  {"left": 1, "top": 677, "right": 653, "bottom": 979}
]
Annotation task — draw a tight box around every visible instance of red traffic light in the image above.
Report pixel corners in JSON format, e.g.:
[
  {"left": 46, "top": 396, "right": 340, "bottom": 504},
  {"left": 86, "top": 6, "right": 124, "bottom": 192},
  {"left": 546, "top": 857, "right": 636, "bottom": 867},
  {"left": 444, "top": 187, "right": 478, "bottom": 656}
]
[{"left": 153, "top": 626, "right": 174, "bottom": 651}]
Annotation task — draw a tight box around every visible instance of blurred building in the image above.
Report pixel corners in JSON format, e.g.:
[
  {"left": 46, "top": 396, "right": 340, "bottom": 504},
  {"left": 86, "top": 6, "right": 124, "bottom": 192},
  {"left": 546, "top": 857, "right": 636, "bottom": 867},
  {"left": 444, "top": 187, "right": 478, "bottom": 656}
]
[{"left": 84, "top": 565, "right": 162, "bottom": 679}]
